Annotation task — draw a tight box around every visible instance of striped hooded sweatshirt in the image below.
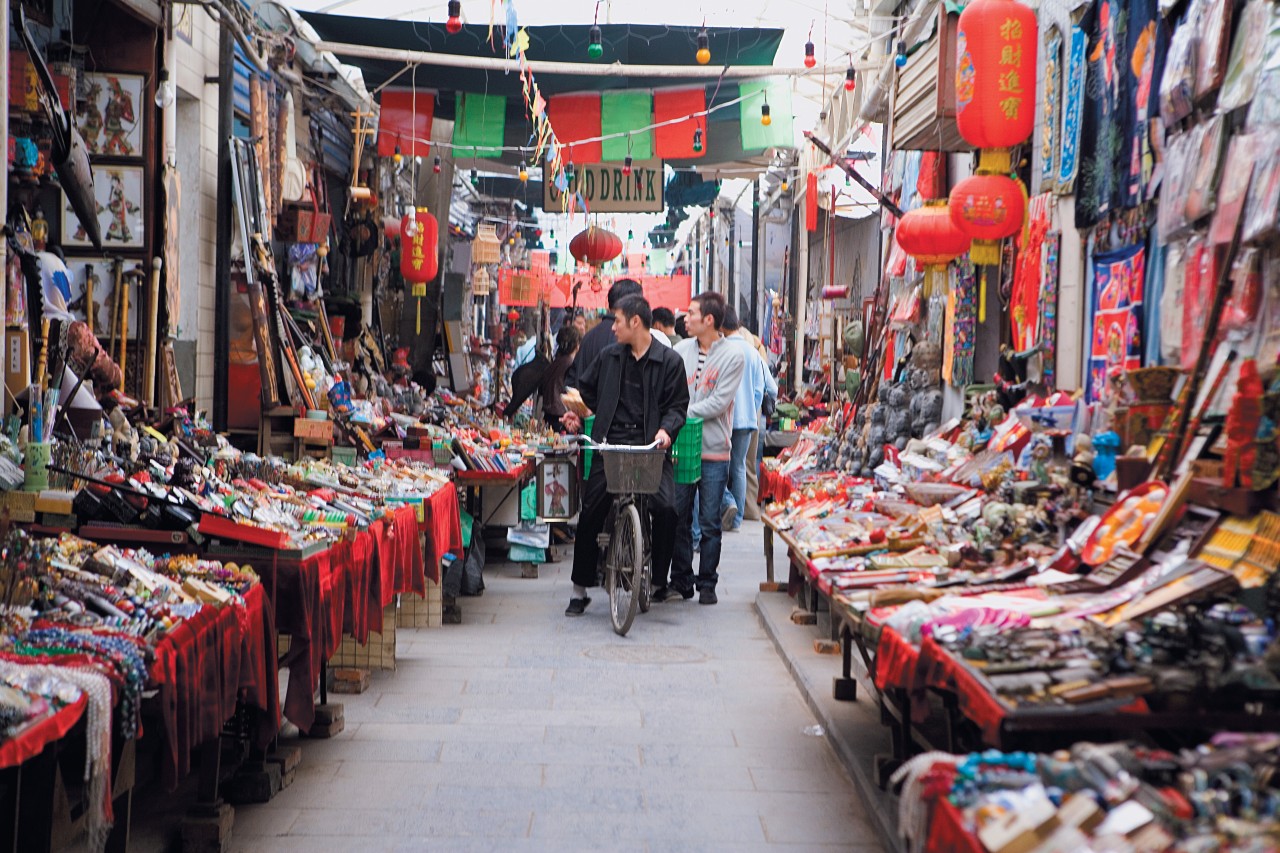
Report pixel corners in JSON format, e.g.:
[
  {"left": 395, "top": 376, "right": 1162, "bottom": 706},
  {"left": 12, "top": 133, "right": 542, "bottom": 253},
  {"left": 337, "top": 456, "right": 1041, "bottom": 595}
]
[{"left": 673, "top": 335, "right": 746, "bottom": 461}]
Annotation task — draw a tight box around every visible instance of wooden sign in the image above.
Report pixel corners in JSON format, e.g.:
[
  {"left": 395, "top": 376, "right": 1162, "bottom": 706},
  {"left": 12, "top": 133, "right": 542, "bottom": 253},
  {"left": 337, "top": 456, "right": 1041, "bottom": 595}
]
[{"left": 543, "top": 159, "right": 664, "bottom": 213}]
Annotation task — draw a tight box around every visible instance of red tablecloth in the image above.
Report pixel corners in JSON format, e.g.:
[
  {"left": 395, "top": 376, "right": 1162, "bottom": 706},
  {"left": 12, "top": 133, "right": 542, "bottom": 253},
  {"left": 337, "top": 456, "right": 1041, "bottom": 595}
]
[
  {"left": 0, "top": 694, "right": 88, "bottom": 770},
  {"left": 149, "top": 583, "right": 279, "bottom": 788},
  {"left": 759, "top": 466, "right": 794, "bottom": 504},
  {"left": 256, "top": 548, "right": 338, "bottom": 732},
  {"left": 925, "top": 799, "right": 984, "bottom": 853},
  {"left": 421, "top": 487, "right": 463, "bottom": 585},
  {"left": 873, "top": 625, "right": 921, "bottom": 693},
  {"left": 917, "top": 637, "right": 1011, "bottom": 745}
]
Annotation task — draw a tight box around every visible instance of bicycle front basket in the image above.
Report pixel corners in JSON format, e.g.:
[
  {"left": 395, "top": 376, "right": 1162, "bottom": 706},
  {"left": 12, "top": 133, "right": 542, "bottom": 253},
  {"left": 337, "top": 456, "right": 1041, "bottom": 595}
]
[{"left": 600, "top": 447, "right": 666, "bottom": 495}]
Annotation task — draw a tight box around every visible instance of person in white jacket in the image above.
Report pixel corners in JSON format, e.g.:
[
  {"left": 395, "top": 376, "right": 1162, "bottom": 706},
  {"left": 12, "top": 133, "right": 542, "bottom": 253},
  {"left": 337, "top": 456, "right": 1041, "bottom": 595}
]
[{"left": 659, "top": 292, "right": 745, "bottom": 606}]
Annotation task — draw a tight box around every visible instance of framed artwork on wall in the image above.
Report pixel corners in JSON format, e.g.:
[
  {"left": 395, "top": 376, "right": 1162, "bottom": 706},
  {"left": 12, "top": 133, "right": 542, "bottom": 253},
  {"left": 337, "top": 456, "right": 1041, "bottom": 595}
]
[
  {"left": 75, "top": 72, "right": 144, "bottom": 159},
  {"left": 63, "top": 165, "right": 145, "bottom": 249}
]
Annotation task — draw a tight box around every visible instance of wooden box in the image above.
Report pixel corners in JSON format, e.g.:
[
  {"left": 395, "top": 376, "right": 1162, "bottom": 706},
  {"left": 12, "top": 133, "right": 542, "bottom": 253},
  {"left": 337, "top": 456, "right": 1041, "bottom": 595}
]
[{"left": 293, "top": 417, "right": 333, "bottom": 443}]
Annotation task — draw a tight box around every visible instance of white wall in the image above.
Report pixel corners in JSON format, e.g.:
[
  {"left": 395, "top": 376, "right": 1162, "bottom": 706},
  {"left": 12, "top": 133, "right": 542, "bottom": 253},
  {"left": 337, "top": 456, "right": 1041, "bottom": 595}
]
[{"left": 171, "top": 2, "right": 221, "bottom": 413}]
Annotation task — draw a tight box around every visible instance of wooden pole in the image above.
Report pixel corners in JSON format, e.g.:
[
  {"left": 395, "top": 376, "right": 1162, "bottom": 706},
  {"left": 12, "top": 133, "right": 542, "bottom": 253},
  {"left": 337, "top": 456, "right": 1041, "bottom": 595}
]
[{"left": 144, "top": 256, "right": 162, "bottom": 407}]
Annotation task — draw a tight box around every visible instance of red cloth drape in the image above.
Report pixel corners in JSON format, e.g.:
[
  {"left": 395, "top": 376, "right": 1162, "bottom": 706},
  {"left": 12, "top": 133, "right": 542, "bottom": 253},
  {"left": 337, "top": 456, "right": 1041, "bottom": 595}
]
[
  {"left": 653, "top": 88, "right": 706, "bottom": 159},
  {"left": 548, "top": 93, "right": 603, "bottom": 164},
  {"left": 377, "top": 90, "right": 434, "bottom": 158},
  {"left": 925, "top": 798, "right": 984, "bottom": 853},
  {"left": 149, "top": 583, "right": 279, "bottom": 788},
  {"left": 0, "top": 694, "right": 87, "bottom": 769},
  {"left": 423, "top": 486, "right": 463, "bottom": 584},
  {"left": 873, "top": 626, "right": 921, "bottom": 693}
]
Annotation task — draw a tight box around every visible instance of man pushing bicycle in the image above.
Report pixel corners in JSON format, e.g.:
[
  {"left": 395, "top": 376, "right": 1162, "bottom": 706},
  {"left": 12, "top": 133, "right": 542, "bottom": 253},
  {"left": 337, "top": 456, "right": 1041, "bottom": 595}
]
[{"left": 561, "top": 296, "right": 689, "bottom": 617}]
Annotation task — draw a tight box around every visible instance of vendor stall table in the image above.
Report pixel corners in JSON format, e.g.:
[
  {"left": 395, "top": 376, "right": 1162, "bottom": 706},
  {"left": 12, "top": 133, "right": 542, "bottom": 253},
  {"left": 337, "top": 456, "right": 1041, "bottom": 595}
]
[{"left": 453, "top": 462, "right": 536, "bottom": 528}]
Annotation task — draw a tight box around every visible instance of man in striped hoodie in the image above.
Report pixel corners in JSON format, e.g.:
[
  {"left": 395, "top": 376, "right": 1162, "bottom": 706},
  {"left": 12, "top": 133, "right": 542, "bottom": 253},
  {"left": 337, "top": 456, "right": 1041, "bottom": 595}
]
[{"left": 658, "top": 291, "right": 746, "bottom": 606}]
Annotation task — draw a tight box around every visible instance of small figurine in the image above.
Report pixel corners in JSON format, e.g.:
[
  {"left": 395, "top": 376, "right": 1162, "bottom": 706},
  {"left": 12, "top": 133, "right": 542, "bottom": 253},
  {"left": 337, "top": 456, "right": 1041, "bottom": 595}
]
[
  {"left": 1070, "top": 433, "right": 1097, "bottom": 488},
  {"left": 108, "top": 407, "right": 139, "bottom": 461},
  {"left": 30, "top": 208, "right": 48, "bottom": 251}
]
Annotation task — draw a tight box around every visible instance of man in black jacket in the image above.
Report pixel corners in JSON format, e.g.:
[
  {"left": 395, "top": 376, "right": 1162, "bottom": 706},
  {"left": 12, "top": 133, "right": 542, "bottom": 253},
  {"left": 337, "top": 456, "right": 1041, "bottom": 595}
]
[
  {"left": 564, "top": 278, "right": 643, "bottom": 389},
  {"left": 561, "top": 295, "right": 688, "bottom": 616}
]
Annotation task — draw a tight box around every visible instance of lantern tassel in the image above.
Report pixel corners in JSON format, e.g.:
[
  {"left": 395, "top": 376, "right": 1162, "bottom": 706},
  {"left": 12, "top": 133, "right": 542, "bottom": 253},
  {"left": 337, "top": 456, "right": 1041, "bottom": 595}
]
[{"left": 978, "top": 267, "right": 988, "bottom": 324}]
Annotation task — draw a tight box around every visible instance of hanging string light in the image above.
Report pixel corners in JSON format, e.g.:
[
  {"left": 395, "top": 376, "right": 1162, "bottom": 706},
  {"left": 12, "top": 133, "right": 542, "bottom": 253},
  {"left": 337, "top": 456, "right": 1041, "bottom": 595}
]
[
  {"left": 518, "top": 161, "right": 529, "bottom": 182},
  {"left": 393, "top": 144, "right": 403, "bottom": 165},
  {"left": 895, "top": 41, "right": 908, "bottom": 67},
  {"left": 566, "top": 161, "right": 576, "bottom": 181},
  {"left": 433, "top": 155, "right": 441, "bottom": 174},
  {"left": 628, "top": 229, "right": 634, "bottom": 240},
  {"left": 804, "top": 24, "right": 816, "bottom": 68},
  {"left": 696, "top": 26, "right": 710, "bottom": 64},
  {"left": 588, "top": 25, "right": 603, "bottom": 60},
  {"left": 760, "top": 94, "right": 772, "bottom": 126},
  {"left": 693, "top": 127, "right": 704, "bottom": 153},
  {"left": 844, "top": 64, "right": 856, "bottom": 91},
  {"left": 470, "top": 168, "right": 478, "bottom": 186},
  {"left": 445, "top": 0, "right": 463, "bottom": 34},
  {"left": 623, "top": 156, "right": 633, "bottom": 176}
]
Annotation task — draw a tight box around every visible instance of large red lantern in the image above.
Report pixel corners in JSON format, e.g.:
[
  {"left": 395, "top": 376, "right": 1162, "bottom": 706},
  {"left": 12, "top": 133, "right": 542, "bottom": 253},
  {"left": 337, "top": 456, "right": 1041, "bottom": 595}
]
[
  {"left": 896, "top": 200, "right": 972, "bottom": 297},
  {"left": 955, "top": 0, "right": 1037, "bottom": 156},
  {"left": 400, "top": 208, "right": 439, "bottom": 289},
  {"left": 569, "top": 226, "right": 623, "bottom": 268}
]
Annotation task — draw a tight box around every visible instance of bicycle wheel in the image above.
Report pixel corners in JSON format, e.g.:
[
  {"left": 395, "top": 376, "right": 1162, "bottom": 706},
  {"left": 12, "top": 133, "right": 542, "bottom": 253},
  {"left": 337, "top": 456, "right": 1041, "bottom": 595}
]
[{"left": 607, "top": 501, "right": 643, "bottom": 635}]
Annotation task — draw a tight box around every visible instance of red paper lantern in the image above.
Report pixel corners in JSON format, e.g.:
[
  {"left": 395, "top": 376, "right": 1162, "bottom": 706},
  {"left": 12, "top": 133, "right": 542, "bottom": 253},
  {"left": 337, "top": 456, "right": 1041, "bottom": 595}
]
[
  {"left": 955, "top": 0, "right": 1037, "bottom": 153},
  {"left": 896, "top": 200, "right": 972, "bottom": 296},
  {"left": 400, "top": 209, "right": 439, "bottom": 286},
  {"left": 569, "top": 226, "right": 623, "bottom": 267},
  {"left": 507, "top": 309, "right": 521, "bottom": 322},
  {"left": 948, "top": 173, "right": 1025, "bottom": 266}
]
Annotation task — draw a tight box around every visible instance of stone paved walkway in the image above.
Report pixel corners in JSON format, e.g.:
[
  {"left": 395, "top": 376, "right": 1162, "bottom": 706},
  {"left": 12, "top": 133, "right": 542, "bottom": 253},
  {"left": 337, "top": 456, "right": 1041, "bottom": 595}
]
[{"left": 223, "top": 519, "right": 881, "bottom": 852}]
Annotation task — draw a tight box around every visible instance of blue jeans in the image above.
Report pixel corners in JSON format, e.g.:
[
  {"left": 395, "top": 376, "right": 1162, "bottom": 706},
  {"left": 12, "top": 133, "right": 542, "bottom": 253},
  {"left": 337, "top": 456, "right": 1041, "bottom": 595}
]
[
  {"left": 725, "top": 428, "right": 755, "bottom": 529},
  {"left": 669, "top": 460, "right": 730, "bottom": 593},
  {"left": 690, "top": 489, "right": 735, "bottom": 546}
]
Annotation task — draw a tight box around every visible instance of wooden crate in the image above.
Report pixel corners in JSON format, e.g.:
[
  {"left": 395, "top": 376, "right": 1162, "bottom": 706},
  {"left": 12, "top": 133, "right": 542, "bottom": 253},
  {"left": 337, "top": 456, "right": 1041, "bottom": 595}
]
[
  {"left": 398, "top": 578, "right": 443, "bottom": 628},
  {"left": 329, "top": 603, "right": 397, "bottom": 670},
  {"left": 294, "top": 417, "right": 334, "bottom": 443}
]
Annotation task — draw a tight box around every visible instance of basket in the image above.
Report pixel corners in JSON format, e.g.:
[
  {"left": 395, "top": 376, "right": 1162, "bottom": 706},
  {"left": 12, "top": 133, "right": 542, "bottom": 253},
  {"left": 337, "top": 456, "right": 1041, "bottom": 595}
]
[
  {"left": 672, "top": 417, "right": 703, "bottom": 484},
  {"left": 600, "top": 447, "right": 666, "bottom": 495}
]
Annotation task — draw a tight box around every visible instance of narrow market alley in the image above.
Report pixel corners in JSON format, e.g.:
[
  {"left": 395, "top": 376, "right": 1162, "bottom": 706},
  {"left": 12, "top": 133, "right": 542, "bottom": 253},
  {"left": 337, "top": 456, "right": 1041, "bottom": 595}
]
[{"left": 196, "top": 521, "right": 880, "bottom": 852}]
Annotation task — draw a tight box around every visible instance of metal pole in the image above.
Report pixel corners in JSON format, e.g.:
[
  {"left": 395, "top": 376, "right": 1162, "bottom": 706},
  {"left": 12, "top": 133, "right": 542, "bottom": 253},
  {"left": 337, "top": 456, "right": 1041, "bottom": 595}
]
[
  {"left": 750, "top": 179, "right": 760, "bottom": 333},
  {"left": 212, "top": 23, "right": 233, "bottom": 430},
  {"left": 707, "top": 214, "right": 715, "bottom": 294},
  {"left": 727, "top": 212, "right": 735, "bottom": 304}
]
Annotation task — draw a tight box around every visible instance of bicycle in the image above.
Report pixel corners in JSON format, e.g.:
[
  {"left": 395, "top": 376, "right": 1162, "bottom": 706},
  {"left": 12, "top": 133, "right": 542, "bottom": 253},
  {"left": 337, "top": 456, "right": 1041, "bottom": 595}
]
[{"left": 578, "top": 436, "right": 664, "bottom": 636}]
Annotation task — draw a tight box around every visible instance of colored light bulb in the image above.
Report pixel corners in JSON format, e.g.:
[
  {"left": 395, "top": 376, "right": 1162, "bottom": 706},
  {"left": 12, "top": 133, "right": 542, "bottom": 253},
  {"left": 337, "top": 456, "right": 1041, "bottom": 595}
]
[
  {"left": 895, "top": 41, "right": 907, "bottom": 67},
  {"left": 804, "top": 41, "right": 816, "bottom": 68},
  {"left": 761, "top": 103, "right": 771, "bottom": 126},
  {"left": 696, "top": 29, "right": 710, "bottom": 65},
  {"left": 693, "top": 127, "right": 703, "bottom": 152},
  {"left": 518, "top": 161, "right": 529, "bottom": 181},
  {"left": 844, "top": 66, "right": 856, "bottom": 91},
  {"left": 446, "top": 0, "right": 462, "bottom": 34},
  {"left": 588, "top": 25, "right": 603, "bottom": 59},
  {"left": 433, "top": 155, "right": 441, "bottom": 173},
  {"left": 623, "top": 156, "right": 633, "bottom": 176}
]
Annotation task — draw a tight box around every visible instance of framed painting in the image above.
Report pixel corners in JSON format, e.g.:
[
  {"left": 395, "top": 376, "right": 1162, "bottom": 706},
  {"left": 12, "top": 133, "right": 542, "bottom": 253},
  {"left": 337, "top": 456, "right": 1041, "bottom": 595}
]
[
  {"left": 63, "top": 164, "right": 145, "bottom": 249},
  {"left": 75, "top": 72, "right": 144, "bottom": 159}
]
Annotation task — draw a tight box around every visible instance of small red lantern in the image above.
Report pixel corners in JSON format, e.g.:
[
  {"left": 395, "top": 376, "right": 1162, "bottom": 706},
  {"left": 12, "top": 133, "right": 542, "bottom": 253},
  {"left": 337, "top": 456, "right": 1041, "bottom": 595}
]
[
  {"left": 569, "top": 226, "right": 623, "bottom": 268},
  {"left": 507, "top": 309, "right": 521, "bottom": 323},
  {"left": 955, "top": 0, "right": 1037, "bottom": 161},
  {"left": 895, "top": 200, "right": 972, "bottom": 296},
  {"left": 400, "top": 208, "right": 439, "bottom": 289}
]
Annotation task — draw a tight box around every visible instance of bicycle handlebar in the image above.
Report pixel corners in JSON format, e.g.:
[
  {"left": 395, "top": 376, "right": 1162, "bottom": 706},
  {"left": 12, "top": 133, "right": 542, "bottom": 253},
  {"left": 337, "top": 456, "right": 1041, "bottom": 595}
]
[{"left": 573, "top": 435, "right": 662, "bottom": 452}]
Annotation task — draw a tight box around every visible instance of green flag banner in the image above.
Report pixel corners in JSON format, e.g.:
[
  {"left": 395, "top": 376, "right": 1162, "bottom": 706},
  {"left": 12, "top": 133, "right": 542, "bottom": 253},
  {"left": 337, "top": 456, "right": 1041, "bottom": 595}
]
[
  {"left": 601, "top": 91, "right": 653, "bottom": 162},
  {"left": 738, "top": 81, "right": 793, "bottom": 151},
  {"left": 452, "top": 93, "right": 507, "bottom": 159}
]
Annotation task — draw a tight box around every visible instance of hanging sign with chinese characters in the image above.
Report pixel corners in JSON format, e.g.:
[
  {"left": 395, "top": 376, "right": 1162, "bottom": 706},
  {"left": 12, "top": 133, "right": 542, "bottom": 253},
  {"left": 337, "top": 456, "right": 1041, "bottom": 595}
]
[
  {"left": 400, "top": 209, "right": 439, "bottom": 295},
  {"left": 542, "top": 159, "right": 664, "bottom": 213}
]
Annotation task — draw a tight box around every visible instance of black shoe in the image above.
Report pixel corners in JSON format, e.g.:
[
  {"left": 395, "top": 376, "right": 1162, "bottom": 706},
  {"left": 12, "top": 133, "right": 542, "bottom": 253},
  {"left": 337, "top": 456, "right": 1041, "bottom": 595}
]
[
  {"left": 675, "top": 586, "right": 695, "bottom": 600},
  {"left": 699, "top": 589, "right": 718, "bottom": 605},
  {"left": 653, "top": 587, "right": 685, "bottom": 603},
  {"left": 565, "top": 597, "right": 591, "bottom": 616}
]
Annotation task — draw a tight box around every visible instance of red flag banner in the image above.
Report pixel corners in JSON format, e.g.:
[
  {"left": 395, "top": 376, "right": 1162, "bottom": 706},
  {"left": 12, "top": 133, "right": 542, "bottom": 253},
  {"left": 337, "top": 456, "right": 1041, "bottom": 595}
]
[
  {"left": 377, "top": 91, "right": 434, "bottom": 158},
  {"left": 547, "top": 93, "right": 603, "bottom": 164},
  {"left": 653, "top": 88, "right": 706, "bottom": 159}
]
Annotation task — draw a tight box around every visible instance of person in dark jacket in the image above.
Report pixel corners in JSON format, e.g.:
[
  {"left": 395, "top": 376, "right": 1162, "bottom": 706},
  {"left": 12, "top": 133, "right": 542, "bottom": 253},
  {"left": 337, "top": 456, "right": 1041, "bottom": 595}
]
[
  {"left": 540, "top": 324, "right": 580, "bottom": 429},
  {"left": 564, "top": 278, "right": 643, "bottom": 389},
  {"left": 561, "top": 295, "right": 689, "bottom": 617}
]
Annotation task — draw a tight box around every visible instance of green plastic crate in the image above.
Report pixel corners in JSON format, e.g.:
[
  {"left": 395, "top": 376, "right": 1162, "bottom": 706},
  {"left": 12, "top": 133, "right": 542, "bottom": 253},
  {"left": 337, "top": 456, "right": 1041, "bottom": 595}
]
[
  {"left": 331, "top": 446, "right": 358, "bottom": 466},
  {"left": 672, "top": 417, "right": 703, "bottom": 484}
]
